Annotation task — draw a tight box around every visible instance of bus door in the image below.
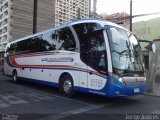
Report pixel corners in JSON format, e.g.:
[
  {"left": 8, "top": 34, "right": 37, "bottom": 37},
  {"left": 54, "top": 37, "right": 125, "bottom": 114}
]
[
  {"left": 87, "top": 31, "right": 107, "bottom": 90},
  {"left": 73, "top": 23, "right": 107, "bottom": 90}
]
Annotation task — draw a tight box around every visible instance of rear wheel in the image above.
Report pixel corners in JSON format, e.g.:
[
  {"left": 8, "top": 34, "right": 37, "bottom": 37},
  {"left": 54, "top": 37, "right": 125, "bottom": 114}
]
[
  {"left": 12, "top": 70, "right": 18, "bottom": 83},
  {"left": 60, "top": 75, "right": 75, "bottom": 97}
]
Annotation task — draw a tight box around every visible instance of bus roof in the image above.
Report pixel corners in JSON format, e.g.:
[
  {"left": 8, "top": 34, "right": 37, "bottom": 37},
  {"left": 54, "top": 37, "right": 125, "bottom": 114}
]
[{"left": 9, "top": 18, "right": 130, "bottom": 44}]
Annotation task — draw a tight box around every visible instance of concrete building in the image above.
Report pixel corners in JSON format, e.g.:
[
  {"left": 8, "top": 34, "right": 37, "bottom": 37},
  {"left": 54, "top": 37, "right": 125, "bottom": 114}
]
[
  {"left": 0, "top": 0, "right": 91, "bottom": 70},
  {"left": 133, "top": 17, "right": 160, "bottom": 77},
  {"left": 101, "top": 12, "right": 130, "bottom": 28},
  {"left": 55, "top": 0, "right": 90, "bottom": 25},
  {"left": 132, "top": 17, "right": 160, "bottom": 58},
  {"left": 0, "top": 0, "right": 55, "bottom": 70},
  {"left": 0, "top": 0, "right": 55, "bottom": 51}
]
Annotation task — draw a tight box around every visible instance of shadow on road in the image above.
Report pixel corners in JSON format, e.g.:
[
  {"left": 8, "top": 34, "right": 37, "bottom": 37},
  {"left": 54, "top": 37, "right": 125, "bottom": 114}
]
[{"left": 3, "top": 76, "right": 143, "bottom": 106}]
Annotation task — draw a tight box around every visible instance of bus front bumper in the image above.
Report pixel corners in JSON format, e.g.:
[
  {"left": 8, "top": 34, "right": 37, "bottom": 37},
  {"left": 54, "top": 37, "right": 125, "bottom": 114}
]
[{"left": 106, "top": 78, "right": 146, "bottom": 97}]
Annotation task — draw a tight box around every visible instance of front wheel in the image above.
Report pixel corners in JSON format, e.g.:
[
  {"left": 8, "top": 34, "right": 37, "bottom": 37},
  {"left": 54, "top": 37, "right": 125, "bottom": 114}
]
[
  {"left": 12, "top": 71, "right": 18, "bottom": 83},
  {"left": 60, "top": 75, "right": 75, "bottom": 97}
]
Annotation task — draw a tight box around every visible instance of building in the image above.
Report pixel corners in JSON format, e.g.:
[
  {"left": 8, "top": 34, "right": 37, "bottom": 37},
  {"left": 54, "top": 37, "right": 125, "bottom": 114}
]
[
  {"left": 101, "top": 12, "right": 130, "bottom": 28},
  {"left": 133, "top": 17, "right": 160, "bottom": 76},
  {"left": 0, "top": 0, "right": 91, "bottom": 70},
  {"left": 0, "top": 0, "right": 56, "bottom": 70},
  {"left": 55, "top": 0, "right": 90, "bottom": 25},
  {"left": 132, "top": 17, "right": 160, "bottom": 56},
  {"left": 133, "top": 17, "right": 160, "bottom": 40}
]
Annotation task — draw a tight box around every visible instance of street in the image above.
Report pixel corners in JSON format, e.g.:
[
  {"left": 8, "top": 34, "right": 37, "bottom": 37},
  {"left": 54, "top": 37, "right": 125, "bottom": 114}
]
[{"left": 0, "top": 75, "right": 160, "bottom": 120}]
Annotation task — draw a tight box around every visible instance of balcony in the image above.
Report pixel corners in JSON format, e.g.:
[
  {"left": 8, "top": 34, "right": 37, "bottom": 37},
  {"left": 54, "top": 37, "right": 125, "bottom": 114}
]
[
  {"left": 0, "top": 0, "right": 8, "bottom": 8},
  {"left": 0, "top": 32, "right": 7, "bottom": 38},
  {"left": 0, "top": 15, "right": 8, "bottom": 23},
  {"left": 0, "top": 24, "right": 7, "bottom": 30}
]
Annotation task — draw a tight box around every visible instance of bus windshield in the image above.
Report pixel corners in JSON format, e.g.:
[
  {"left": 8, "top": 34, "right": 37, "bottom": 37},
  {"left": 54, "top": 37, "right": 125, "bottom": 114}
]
[{"left": 106, "top": 26, "right": 144, "bottom": 77}]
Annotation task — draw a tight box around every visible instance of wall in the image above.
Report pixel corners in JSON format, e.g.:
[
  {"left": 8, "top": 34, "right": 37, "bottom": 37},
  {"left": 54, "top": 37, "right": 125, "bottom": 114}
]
[
  {"left": 133, "top": 17, "right": 160, "bottom": 80},
  {"left": 11, "top": 0, "right": 56, "bottom": 41}
]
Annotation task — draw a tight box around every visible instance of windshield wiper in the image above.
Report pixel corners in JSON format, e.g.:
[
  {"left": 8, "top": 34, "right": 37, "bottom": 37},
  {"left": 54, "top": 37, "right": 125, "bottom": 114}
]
[
  {"left": 112, "top": 49, "right": 134, "bottom": 63},
  {"left": 113, "top": 67, "right": 127, "bottom": 76}
]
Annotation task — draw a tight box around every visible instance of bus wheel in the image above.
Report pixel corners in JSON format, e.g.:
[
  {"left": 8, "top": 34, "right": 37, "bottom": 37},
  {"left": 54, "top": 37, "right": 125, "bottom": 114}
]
[
  {"left": 12, "top": 70, "right": 18, "bottom": 83},
  {"left": 60, "top": 75, "right": 75, "bottom": 97}
]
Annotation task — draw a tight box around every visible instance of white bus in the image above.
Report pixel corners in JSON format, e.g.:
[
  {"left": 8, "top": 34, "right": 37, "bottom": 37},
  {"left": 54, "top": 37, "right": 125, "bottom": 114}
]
[{"left": 4, "top": 18, "right": 146, "bottom": 97}]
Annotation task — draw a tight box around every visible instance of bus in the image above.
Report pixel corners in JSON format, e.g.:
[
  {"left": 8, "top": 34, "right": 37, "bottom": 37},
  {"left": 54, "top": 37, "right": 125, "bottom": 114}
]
[{"left": 3, "top": 18, "right": 146, "bottom": 97}]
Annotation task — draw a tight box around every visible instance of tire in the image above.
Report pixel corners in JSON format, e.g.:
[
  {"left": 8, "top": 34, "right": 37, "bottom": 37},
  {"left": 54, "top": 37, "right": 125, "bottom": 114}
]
[
  {"left": 60, "top": 74, "right": 75, "bottom": 97},
  {"left": 12, "top": 70, "right": 18, "bottom": 83}
]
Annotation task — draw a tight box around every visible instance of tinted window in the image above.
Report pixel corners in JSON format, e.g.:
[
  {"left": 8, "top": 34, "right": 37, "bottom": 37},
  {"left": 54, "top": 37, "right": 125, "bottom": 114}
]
[
  {"left": 6, "top": 43, "right": 17, "bottom": 55},
  {"left": 42, "top": 27, "right": 76, "bottom": 51},
  {"left": 73, "top": 23, "right": 107, "bottom": 74},
  {"left": 6, "top": 27, "right": 76, "bottom": 55},
  {"left": 29, "top": 35, "right": 53, "bottom": 52}
]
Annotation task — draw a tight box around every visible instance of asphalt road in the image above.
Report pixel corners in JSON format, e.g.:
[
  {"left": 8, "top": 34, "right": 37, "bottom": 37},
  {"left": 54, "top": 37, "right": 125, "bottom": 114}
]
[{"left": 0, "top": 75, "right": 160, "bottom": 120}]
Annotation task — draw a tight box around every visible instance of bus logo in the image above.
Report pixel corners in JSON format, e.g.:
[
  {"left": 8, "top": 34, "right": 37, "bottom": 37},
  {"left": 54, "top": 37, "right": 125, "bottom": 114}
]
[{"left": 41, "top": 57, "right": 74, "bottom": 62}]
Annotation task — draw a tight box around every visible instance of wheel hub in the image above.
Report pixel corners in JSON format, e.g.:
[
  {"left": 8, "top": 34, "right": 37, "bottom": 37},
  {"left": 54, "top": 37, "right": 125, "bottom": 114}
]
[{"left": 63, "top": 79, "right": 72, "bottom": 93}]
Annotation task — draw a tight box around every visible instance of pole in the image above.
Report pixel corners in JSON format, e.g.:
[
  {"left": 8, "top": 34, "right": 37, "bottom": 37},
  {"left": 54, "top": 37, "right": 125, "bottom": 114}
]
[
  {"left": 147, "top": 40, "right": 160, "bottom": 93},
  {"left": 89, "top": 0, "right": 91, "bottom": 17},
  {"left": 77, "top": 8, "right": 80, "bottom": 19},
  {"left": 130, "top": 0, "right": 132, "bottom": 32},
  {"left": 33, "top": 0, "right": 38, "bottom": 34}
]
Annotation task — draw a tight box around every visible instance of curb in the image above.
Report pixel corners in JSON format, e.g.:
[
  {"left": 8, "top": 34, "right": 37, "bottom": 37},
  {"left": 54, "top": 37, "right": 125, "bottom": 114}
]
[
  {"left": 144, "top": 92, "right": 160, "bottom": 97},
  {"left": 0, "top": 72, "right": 3, "bottom": 75}
]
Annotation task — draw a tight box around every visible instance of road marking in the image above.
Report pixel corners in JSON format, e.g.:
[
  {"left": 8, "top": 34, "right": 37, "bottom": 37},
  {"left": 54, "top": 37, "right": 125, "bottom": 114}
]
[
  {"left": 46, "top": 94, "right": 95, "bottom": 106},
  {"left": 1, "top": 78, "right": 113, "bottom": 112},
  {"left": 4, "top": 78, "right": 106, "bottom": 106},
  {"left": 14, "top": 91, "right": 54, "bottom": 101},
  {"left": 15, "top": 89, "right": 93, "bottom": 106},
  {"left": 18, "top": 86, "right": 96, "bottom": 106},
  {"left": 62, "top": 104, "right": 108, "bottom": 114},
  {"left": 0, "top": 94, "right": 28, "bottom": 104},
  {"left": 40, "top": 103, "right": 112, "bottom": 120},
  {"left": 0, "top": 91, "right": 55, "bottom": 109},
  {"left": 151, "top": 110, "right": 160, "bottom": 114},
  {"left": 0, "top": 100, "right": 9, "bottom": 108}
]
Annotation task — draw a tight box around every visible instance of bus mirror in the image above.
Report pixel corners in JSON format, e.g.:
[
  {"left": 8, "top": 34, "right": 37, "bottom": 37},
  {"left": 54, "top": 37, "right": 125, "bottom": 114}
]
[
  {"left": 110, "top": 28, "right": 121, "bottom": 44},
  {"left": 130, "top": 34, "right": 138, "bottom": 45}
]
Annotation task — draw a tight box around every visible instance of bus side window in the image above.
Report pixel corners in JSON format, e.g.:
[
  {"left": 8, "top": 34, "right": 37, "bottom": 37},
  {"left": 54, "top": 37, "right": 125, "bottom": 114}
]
[
  {"left": 6, "top": 45, "right": 10, "bottom": 55},
  {"left": 73, "top": 23, "right": 108, "bottom": 74},
  {"left": 41, "top": 27, "right": 76, "bottom": 52},
  {"left": 57, "top": 27, "right": 76, "bottom": 51},
  {"left": 8, "top": 43, "right": 15, "bottom": 55}
]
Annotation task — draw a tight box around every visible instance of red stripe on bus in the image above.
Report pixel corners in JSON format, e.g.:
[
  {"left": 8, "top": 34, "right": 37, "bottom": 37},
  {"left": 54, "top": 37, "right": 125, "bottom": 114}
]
[{"left": 8, "top": 56, "right": 107, "bottom": 78}]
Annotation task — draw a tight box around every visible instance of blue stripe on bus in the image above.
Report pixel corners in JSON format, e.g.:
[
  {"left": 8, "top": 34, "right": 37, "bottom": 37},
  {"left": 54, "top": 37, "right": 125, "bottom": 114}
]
[
  {"left": 17, "top": 76, "right": 145, "bottom": 97},
  {"left": 17, "top": 76, "right": 146, "bottom": 97},
  {"left": 18, "top": 77, "right": 59, "bottom": 87},
  {"left": 17, "top": 77, "right": 107, "bottom": 96}
]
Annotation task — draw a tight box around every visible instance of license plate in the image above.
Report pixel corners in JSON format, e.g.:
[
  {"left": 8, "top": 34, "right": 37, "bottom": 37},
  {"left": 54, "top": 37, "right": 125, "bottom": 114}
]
[{"left": 134, "top": 88, "right": 139, "bottom": 93}]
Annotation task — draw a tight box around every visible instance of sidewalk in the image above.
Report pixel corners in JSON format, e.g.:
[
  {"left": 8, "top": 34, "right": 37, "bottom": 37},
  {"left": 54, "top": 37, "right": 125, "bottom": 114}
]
[{"left": 145, "top": 82, "right": 160, "bottom": 97}]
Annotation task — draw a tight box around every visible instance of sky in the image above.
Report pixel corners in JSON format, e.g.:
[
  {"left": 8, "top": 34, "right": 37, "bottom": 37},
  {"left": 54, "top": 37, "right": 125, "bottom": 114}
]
[{"left": 92, "top": 0, "right": 160, "bottom": 22}]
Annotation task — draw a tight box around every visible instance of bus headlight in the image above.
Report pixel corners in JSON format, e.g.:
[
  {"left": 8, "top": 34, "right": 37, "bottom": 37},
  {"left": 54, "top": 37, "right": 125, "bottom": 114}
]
[{"left": 119, "top": 78, "right": 124, "bottom": 84}]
